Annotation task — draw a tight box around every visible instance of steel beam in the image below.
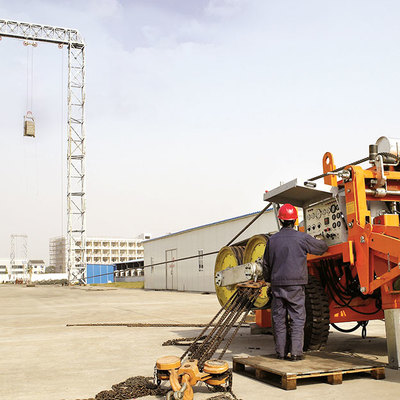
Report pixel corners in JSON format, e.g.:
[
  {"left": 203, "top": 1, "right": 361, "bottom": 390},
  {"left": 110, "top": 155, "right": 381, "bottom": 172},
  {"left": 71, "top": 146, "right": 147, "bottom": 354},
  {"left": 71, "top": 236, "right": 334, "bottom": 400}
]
[{"left": 0, "top": 19, "right": 83, "bottom": 46}]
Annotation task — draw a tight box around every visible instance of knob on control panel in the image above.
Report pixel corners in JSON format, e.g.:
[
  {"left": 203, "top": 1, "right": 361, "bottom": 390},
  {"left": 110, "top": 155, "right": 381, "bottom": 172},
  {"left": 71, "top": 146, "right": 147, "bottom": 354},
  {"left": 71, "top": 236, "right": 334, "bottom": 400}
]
[{"left": 305, "top": 199, "right": 347, "bottom": 245}]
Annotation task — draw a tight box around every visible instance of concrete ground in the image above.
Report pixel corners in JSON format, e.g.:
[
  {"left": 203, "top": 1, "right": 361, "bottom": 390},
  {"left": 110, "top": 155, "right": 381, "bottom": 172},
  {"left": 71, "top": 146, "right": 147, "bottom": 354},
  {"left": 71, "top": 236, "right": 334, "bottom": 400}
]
[{"left": 0, "top": 284, "right": 399, "bottom": 400}]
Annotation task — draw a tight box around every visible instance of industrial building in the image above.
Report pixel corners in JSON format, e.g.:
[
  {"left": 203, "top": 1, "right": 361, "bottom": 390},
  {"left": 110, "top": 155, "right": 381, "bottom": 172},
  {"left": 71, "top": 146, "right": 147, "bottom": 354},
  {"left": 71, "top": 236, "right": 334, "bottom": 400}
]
[
  {"left": 49, "top": 235, "right": 150, "bottom": 272},
  {"left": 28, "top": 260, "right": 46, "bottom": 274},
  {"left": 144, "top": 210, "right": 278, "bottom": 292},
  {"left": 0, "top": 259, "right": 25, "bottom": 282},
  {"left": 114, "top": 259, "right": 144, "bottom": 283},
  {"left": 0, "top": 258, "right": 45, "bottom": 282}
]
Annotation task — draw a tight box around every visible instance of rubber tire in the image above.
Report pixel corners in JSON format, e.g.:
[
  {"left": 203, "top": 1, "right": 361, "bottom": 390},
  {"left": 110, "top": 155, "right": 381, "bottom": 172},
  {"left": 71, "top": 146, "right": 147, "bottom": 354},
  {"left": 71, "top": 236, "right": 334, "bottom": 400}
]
[{"left": 303, "top": 275, "right": 330, "bottom": 351}]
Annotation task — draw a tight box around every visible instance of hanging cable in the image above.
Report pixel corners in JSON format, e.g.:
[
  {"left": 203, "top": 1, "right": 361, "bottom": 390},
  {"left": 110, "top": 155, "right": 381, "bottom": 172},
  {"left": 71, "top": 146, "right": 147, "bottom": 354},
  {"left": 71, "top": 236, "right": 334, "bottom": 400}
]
[
  {"left": 30, "top": 43, "right": 34, "bottom": 112},
  {"left": 331, "top": 322, "right": 362, "bottom": 333},
  {"left": 26, "top": 44, "right": 29, "bottom": 111},
  {"left": 318, "top": 259, "right": 381, "bottom": 316},
  {"left": 331, "top": 321, "right": 369, "bottom": 338},
  {"left": 24, "top": 42, "right": 34, "bottom": 112}
]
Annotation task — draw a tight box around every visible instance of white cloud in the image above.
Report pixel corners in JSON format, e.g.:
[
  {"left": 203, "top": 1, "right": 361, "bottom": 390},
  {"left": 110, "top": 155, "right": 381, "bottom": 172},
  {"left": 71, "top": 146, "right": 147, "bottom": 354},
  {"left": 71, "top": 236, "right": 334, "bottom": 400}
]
[
  {"left": 205, "top": 0, "right": 245, "bottom": 18},
  {"left": 88, "top": 0, "right": 122, "bottom": 18}
]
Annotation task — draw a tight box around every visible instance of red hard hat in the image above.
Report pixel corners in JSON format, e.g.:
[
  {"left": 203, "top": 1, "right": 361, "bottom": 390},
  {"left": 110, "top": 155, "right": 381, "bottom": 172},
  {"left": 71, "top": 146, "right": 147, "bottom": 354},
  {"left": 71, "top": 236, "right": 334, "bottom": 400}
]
[{"left": 278, "top": 203, "right": 298, "bottom": 221}]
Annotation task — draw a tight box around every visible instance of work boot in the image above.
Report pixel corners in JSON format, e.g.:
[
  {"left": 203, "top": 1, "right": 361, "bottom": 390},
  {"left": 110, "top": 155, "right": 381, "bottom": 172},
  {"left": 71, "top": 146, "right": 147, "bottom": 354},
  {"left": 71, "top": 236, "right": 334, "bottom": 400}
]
[
  {"left": 276, "top": 354, "right": 285, "bottom": 360},
  {"left": 290, "top": 355, "right": 304, "bottom": 361}
]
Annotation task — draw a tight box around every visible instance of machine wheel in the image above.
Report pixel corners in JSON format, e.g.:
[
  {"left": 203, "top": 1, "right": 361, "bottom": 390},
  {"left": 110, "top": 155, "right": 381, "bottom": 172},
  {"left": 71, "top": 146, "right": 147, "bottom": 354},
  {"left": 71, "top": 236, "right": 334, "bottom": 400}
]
[
  {"left": 303, "top": 275, "right": 330, "bottom": 351},
  {"left": 243, "top": 234, "right": 270, "bottom": 309},
  {"left": 214, "top": 246, "right": 245, "bottom": 307}
]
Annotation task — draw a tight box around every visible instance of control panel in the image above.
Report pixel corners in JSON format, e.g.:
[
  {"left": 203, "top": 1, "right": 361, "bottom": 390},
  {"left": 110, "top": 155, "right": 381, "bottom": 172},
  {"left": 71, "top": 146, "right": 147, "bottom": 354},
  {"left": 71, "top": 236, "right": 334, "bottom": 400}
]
[{"left": 305, "top": 198, "right": 348, "bottom": 245}]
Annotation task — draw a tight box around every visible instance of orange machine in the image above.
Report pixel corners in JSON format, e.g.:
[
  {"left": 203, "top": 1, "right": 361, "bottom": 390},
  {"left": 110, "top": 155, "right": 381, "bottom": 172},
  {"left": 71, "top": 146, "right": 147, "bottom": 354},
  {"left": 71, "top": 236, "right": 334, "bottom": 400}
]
[
  {"left": 156, "top": 137, "right": 400, "bottom": 399},
  {"left": 213, "top": 137, "right": 400, "bottom": 359},
  {"left": 253, "top": 137, "right": 400, "bottom": 350}
]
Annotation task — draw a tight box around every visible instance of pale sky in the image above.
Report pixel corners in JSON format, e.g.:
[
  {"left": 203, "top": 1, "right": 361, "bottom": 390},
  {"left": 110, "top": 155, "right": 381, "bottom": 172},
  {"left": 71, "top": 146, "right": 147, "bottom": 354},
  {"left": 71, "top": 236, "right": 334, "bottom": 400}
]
[{"left": 1, "top": 0, "right": 400, "bottom": 261}]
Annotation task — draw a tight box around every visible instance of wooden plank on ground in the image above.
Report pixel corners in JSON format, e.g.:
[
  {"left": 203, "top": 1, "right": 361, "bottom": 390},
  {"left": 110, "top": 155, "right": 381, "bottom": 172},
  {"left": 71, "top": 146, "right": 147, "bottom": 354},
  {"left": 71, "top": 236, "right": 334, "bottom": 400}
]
[{"left": 232, "top": 351, "right": 385, "bottom": 390}]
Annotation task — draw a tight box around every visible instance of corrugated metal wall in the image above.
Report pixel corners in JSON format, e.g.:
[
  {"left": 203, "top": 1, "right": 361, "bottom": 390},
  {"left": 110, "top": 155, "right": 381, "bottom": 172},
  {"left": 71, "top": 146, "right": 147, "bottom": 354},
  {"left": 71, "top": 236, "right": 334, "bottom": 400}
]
[
  {"left": 87, "top": 264, "right": 115, "bottom": 284},
  {"left": 144, "top": 210, "right": 278, "bottom": 292}
]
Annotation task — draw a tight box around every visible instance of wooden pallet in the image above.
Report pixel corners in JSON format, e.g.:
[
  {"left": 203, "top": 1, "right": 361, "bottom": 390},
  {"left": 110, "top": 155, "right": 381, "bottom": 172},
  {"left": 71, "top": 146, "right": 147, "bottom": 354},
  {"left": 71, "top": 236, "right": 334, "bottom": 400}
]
[{"left": 232, "top": 351, "right": 385, "bottom": 390}]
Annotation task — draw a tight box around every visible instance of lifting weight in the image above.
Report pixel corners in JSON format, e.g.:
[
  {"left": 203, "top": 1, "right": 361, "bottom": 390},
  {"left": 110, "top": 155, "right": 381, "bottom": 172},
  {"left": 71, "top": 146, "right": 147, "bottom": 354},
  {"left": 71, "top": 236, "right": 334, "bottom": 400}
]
[{"left": 23, "top": 111, "right": 35, "bottom": 137}]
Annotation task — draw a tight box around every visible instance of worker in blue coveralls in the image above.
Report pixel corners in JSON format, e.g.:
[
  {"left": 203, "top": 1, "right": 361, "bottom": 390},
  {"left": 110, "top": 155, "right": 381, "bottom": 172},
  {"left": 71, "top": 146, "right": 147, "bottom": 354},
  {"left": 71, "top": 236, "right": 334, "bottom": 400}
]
[{"left": 262, "top": 203, "right": 328, "bottom": 361}]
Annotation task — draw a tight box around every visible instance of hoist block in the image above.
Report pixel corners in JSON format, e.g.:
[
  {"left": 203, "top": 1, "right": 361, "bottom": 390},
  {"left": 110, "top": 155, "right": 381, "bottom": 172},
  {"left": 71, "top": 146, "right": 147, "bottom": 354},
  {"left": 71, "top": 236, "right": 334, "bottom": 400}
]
[{"left": 24, "top": 112, "right": 35, "bottom": 137}]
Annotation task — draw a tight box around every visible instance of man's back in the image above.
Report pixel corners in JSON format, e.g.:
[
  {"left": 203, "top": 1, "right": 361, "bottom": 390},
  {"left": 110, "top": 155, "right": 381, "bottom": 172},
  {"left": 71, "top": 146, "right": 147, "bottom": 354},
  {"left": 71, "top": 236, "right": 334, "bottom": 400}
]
[{"left": 264, "top": 227, "right": 328, "bottom": 286}]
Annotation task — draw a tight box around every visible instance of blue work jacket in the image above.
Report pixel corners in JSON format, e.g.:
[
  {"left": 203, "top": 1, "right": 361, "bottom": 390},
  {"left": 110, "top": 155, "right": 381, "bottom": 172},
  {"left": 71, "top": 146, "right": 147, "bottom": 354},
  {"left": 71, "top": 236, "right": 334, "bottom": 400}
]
[{"left": 262, "top": 227, "right": 328, "bottom": 286}]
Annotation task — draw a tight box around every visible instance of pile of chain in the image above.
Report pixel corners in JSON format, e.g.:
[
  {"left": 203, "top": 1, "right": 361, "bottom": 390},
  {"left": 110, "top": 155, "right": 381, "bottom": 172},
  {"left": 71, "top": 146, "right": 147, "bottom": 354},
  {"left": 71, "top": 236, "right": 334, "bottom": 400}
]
[
  {"left": 90, "top": 376, "right": 168, "bottom": 400},
  {"left": 207, "top": 395, "right": 239, "bottom": 400},
  {"left": 205, "top": 384, "right": 241, "bottom": 400},
  {"left": 77, "top": 376, "right": 241, "bottom": 400},
  {"left": 162, "top": 336, "right": 206, "bottom": 346}
]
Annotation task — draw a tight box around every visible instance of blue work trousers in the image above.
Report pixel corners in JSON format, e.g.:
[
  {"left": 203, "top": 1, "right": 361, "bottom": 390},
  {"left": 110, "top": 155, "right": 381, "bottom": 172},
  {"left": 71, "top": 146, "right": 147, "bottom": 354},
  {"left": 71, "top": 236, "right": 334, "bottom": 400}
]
[{"left": 271, "top": 285, "right": 306, "bottom": 357}]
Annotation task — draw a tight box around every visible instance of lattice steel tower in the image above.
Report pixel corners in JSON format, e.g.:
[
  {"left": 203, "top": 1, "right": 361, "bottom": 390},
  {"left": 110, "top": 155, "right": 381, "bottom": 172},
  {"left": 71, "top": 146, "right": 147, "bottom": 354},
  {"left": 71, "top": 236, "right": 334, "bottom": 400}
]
[
  {"left": 10, "top": 234, "right": 28, "bottom": 274},
  {"left": 0, "top": 20, "right": 87, "bottom": 282}
]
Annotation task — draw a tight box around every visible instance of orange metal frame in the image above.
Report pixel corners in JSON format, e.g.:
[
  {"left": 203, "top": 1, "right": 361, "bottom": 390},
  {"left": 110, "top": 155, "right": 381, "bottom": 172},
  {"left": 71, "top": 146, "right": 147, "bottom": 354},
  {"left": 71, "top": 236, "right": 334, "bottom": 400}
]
[{"left": 256, "top": 153, "right": 400, "bottom": 327}]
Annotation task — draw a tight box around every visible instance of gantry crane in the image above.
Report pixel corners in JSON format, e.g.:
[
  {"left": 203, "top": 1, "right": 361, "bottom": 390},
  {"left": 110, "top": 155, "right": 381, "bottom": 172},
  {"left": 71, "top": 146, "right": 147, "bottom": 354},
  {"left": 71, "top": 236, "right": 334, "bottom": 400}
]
[{"left": 0, "top": 19, "right": 86, "bottom": 282}]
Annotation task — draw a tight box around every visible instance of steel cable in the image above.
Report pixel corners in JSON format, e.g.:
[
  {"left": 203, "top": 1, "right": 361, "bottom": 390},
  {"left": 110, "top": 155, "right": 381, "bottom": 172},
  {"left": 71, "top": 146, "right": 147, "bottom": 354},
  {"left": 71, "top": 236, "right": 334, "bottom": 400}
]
[
  {"left": 199, "top": 291, "right": 250, "bottom": 363},
  {"left": 180, "top": 290, "right": 239, "bottom": 361},
  {"left": 218, "top": 290, "right": 259, "bottom": 360},
  {"left": 193, "top": 288, "right": 249, "bottom": 363},
  {"left": 196, "top": 287, "right": 259, "bottom": 367},
  {"left": 308, "top": 151, "right": 400, "bottom": 181},
  {"left": 83, "top": 206, "right": 273, "bottom": 282}
]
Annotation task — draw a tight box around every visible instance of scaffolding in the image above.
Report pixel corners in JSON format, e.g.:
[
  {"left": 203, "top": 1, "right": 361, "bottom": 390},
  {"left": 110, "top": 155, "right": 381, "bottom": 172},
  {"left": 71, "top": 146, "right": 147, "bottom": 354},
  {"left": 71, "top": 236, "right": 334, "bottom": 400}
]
[
  {"left": 49, "top": 236, "right": 67, "bottom": 273},
  {"left": 0, "top": 19, "right": 86, "bottom": 282}
]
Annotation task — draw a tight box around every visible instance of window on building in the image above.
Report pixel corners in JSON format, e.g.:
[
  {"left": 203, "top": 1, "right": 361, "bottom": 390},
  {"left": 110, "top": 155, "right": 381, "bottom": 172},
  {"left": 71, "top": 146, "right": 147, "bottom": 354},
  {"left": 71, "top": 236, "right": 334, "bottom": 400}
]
[{"left": 198, "top": 250, "right": 204, "bottom": 272}]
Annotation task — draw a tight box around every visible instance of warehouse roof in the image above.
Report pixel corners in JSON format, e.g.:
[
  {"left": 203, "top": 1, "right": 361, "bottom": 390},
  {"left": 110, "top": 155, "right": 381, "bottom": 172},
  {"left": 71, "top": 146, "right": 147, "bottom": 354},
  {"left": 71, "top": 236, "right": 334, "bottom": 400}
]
[{"left": 145, "top": 208, "right": 273, "bottom": 243}]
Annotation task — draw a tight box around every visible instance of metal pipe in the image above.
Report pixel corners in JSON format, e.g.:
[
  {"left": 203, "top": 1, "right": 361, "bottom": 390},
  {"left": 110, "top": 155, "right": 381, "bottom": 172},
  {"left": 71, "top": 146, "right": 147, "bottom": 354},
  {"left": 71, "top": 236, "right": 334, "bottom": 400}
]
[{"left": 365, "top": 189, "right": 400, "bottom": 196}]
